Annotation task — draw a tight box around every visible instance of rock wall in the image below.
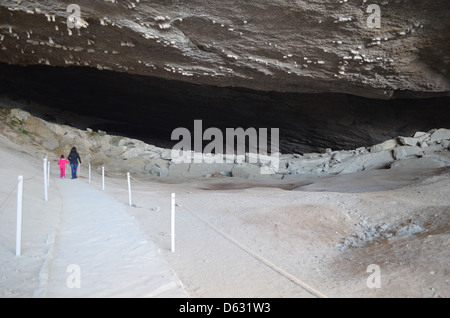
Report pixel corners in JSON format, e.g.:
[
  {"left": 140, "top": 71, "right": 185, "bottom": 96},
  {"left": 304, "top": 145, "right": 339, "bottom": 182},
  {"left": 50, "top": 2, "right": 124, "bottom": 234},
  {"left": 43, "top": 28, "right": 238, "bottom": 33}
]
[
  {"left": 2, "top": 108, "right": 449, "bottom": 180},
  {"left": 0, "top": 0, "right": 449, "bottom": 98}
]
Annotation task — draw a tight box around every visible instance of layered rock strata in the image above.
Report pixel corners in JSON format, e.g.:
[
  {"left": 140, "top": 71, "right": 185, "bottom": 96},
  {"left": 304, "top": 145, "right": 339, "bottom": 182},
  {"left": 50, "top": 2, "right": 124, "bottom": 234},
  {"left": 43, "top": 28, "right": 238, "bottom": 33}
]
[{"left": 0, "top": 0, "right": 449, "bottom": 98}]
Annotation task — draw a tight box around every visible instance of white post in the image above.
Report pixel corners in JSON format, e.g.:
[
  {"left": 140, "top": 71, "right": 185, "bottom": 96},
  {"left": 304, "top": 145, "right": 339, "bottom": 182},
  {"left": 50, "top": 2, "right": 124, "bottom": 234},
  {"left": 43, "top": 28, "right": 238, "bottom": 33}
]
[
  {"left": 47, "top": 161, "right": 50, "bottom": 188},
  {"left": 127, "top": 172, "right": 132, "bottom": 206},
  {"left": 78, "top": 162, "right": 81, "bottom": 178},
  {"left": 43, "top": 158, "right": 48, "bottom": 202},
  {"left": 171, "top": 193, "right": 175, "bottom": 252},
  {"left": 88, "top": 163, "right": 91, "bottom": 185},
  {"left": 102, "top": 166, "right": 105, "bottom": 191},
  {"left": 16, "top": 175, "right": 23, "bottom": 256}
]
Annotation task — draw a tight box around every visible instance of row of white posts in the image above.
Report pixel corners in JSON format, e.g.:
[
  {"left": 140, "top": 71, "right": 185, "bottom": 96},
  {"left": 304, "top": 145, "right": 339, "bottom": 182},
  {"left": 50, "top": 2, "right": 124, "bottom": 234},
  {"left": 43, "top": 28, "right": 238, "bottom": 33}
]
[
  {"left": 124, "top": 172, "right": 176, "bottom": 252},
  {"left": 96, "top": 166, "right": 176, "bottom": 252},
  {"left": 15, "top": 158, "right": 177, "bottom": 256}
]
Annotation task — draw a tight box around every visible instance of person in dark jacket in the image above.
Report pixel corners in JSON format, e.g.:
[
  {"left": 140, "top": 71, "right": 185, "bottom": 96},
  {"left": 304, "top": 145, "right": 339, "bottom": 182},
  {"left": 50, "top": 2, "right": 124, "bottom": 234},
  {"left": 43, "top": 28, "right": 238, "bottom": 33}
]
[{"left": 67, "top": 147, "right": 82, "bottom": 179}]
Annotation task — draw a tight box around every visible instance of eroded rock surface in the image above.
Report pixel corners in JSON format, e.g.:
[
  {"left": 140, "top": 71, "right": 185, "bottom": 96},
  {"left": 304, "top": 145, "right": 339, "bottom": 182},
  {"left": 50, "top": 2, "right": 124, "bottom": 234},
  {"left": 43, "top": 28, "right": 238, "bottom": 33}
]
[
  {"left": 2, "top": 108, "right": 449, "bottom": 179},
  {"left": 1, "top": 0, "right": 449, "bottom": 98}
]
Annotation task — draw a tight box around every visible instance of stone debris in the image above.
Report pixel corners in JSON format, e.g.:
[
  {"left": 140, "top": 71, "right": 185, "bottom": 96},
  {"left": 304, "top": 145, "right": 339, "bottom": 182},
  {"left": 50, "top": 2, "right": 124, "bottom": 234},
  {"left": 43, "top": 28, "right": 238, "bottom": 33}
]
[
  {"left": 336, "top": 218, "right": 426, "bottom": 251},
  {"left": 2, "top": 108, "right": 450, "bottom": 179}
]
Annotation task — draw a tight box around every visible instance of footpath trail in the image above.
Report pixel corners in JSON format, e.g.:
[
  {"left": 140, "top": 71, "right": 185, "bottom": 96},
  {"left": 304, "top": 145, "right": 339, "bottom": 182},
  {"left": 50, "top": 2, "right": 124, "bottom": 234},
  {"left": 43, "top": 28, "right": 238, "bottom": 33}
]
[{"left": 36, "top": 174, "right": 187, "bottom": 297}]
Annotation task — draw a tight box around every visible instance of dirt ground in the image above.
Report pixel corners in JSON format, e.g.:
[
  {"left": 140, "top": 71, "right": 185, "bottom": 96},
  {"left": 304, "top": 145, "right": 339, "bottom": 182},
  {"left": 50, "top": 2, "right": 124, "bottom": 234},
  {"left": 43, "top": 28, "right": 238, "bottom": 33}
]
[
  {"left": 1, "top": 118, "right": 449, "bottom": 298},
  {"left": 102, "top": 164, "right": 450, "bottom": 298}
]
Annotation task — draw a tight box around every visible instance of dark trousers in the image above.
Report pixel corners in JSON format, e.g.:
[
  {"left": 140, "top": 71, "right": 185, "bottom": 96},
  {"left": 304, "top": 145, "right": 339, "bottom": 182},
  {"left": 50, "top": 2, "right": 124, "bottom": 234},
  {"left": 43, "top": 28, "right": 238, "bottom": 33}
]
[{"left": 70, "top": 164, "right": 78, "bottom": 178}]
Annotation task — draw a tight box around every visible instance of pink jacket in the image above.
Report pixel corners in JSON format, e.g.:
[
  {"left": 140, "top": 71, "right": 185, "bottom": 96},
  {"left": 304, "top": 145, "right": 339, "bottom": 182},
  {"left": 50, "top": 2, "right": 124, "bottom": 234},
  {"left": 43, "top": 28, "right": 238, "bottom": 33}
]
[{"left": 58, "top": 158, "right": 70, "bottom": 167}]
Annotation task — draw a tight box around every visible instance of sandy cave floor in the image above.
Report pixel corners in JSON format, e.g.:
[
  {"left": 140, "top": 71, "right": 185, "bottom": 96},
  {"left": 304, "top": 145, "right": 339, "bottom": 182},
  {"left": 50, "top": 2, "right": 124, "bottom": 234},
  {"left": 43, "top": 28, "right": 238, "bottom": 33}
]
[
  {"left": 0, "top": 132, "right": 449, "bottom": 298},
  {"left": 104, "top": 164, "right": 450, "bottom": 298}
]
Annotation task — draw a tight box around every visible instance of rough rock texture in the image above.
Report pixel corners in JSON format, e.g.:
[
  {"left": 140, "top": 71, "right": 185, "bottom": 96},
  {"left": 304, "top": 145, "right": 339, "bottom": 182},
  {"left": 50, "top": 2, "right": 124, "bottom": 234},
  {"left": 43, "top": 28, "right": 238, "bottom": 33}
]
[
  {"left": 2, "top": 108, "right": 449, "bottom": 179},
  {"left": 1, "top": 0, "right": 449, "bottom": 98},
  {"left": 1, "top": 63, "right": 450, "bottom": 155}
]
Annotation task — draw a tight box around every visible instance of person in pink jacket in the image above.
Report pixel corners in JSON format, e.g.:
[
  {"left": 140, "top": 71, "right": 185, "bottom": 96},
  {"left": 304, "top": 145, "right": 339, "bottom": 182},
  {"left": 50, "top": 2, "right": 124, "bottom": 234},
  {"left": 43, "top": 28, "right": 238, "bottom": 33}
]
[{"left": 58, "top": 155, "right": 70, "bottom": 178}]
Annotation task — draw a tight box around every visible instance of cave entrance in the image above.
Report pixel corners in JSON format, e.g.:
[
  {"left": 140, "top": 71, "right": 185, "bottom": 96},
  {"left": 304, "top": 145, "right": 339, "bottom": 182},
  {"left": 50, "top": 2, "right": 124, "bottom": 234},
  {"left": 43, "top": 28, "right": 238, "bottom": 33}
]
[{"left": 1, "top": 62, "right": 449, "bottom": 154}]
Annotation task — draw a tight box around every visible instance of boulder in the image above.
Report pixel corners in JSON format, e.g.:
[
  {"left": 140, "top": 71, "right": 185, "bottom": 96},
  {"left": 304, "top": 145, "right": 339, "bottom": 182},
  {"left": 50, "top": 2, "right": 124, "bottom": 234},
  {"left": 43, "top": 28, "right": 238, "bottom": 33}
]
[
  {"left": 121, "top": 146, "right": 146, "bottom": 160},
  {"left": 331, "top": 152, "right": 342, "bottom": 163},
  {"left": 422, "top": 144, "right": 446, "bottom": 155},
  {"left": 23, "top": 116, "right": 63, "bottom": 151},
  {"left": 398, "top": 137, "right": 419, "bottom": 147},
  {"left": 59, "top": 134, "right": 75, "bottom": 149},
  {"left": 390, "top": 156, "right": 450, "bottom": 169},
  {"left": 370, "top": 139, "right": 399, "bottom": 153},
  {"left": 10, "top": 109, "right": 30, "bottom": 123},
  {"left": 144, "top": 158, "right": 170, "bottom": 176},
  {"left": 393, "top": 146, "right": 424, "bottom": 160},
  {"left": 413, "top": 132, "right": 431, "bottom": 143},
  {"left": 231, "top": 164, "right": 273, "bottom": 179},
  {"left": 168, "top": 162, "right": 190, "bottom": 177},
  {"left": 24, "top": 117, "right": 51, "bottom": 137},
  {"left": 42, "top": 135, "right": 60, "bottom": 151},
  {"left": 287, "top": 156, "right": 330, "bottom": 172},
  {"left": 191, "top": 161, "right": 234, "bottom": 177},
  {"left": 330, "top": 150, "right": 395, "bottom": 174},
  {"left": 356, "top": 150, "right": 395, "bottom": 170},
  {"left": 430, "top": 129, "right": 450, "bottom": 143},
  {"left": 161, "top": 149, "right": 173, "bottom": 160},
  {"left": 413, "top": 132, "right": 429, "bottom": 139},
  {"left": 442, "top": 140, "right": 450, "bottom": 149}
]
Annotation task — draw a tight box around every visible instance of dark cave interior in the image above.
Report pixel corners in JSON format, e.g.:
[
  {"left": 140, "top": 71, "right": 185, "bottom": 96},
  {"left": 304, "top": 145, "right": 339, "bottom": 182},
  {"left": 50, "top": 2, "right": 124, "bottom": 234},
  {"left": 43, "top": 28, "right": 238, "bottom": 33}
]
[{"left": 0, "top": 62, "right": 449, "bottom": 154}]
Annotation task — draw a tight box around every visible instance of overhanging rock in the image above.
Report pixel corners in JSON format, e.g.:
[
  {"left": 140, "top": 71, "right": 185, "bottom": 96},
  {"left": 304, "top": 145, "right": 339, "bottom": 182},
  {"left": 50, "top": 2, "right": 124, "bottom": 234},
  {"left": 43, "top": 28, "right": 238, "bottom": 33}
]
[{"left": 0, "top": 0, "right": 449, "bottom": 99}]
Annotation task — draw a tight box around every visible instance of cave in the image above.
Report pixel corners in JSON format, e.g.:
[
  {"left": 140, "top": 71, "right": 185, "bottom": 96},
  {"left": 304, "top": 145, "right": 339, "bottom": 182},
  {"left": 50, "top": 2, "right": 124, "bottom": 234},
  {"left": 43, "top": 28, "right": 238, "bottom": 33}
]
[
  {"left": 1, "top": 1, "right": 450, "bottom": 299},
  {"left": 0, "top": 62, "right": 449, "bottom": 154}
]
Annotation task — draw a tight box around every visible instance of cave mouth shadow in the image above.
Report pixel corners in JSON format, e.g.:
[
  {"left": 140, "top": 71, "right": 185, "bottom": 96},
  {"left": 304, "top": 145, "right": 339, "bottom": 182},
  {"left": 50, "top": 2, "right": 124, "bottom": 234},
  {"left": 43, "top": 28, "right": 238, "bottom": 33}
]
[{"left": 0, "top": 62, "right": 449, "bottom": 154}]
